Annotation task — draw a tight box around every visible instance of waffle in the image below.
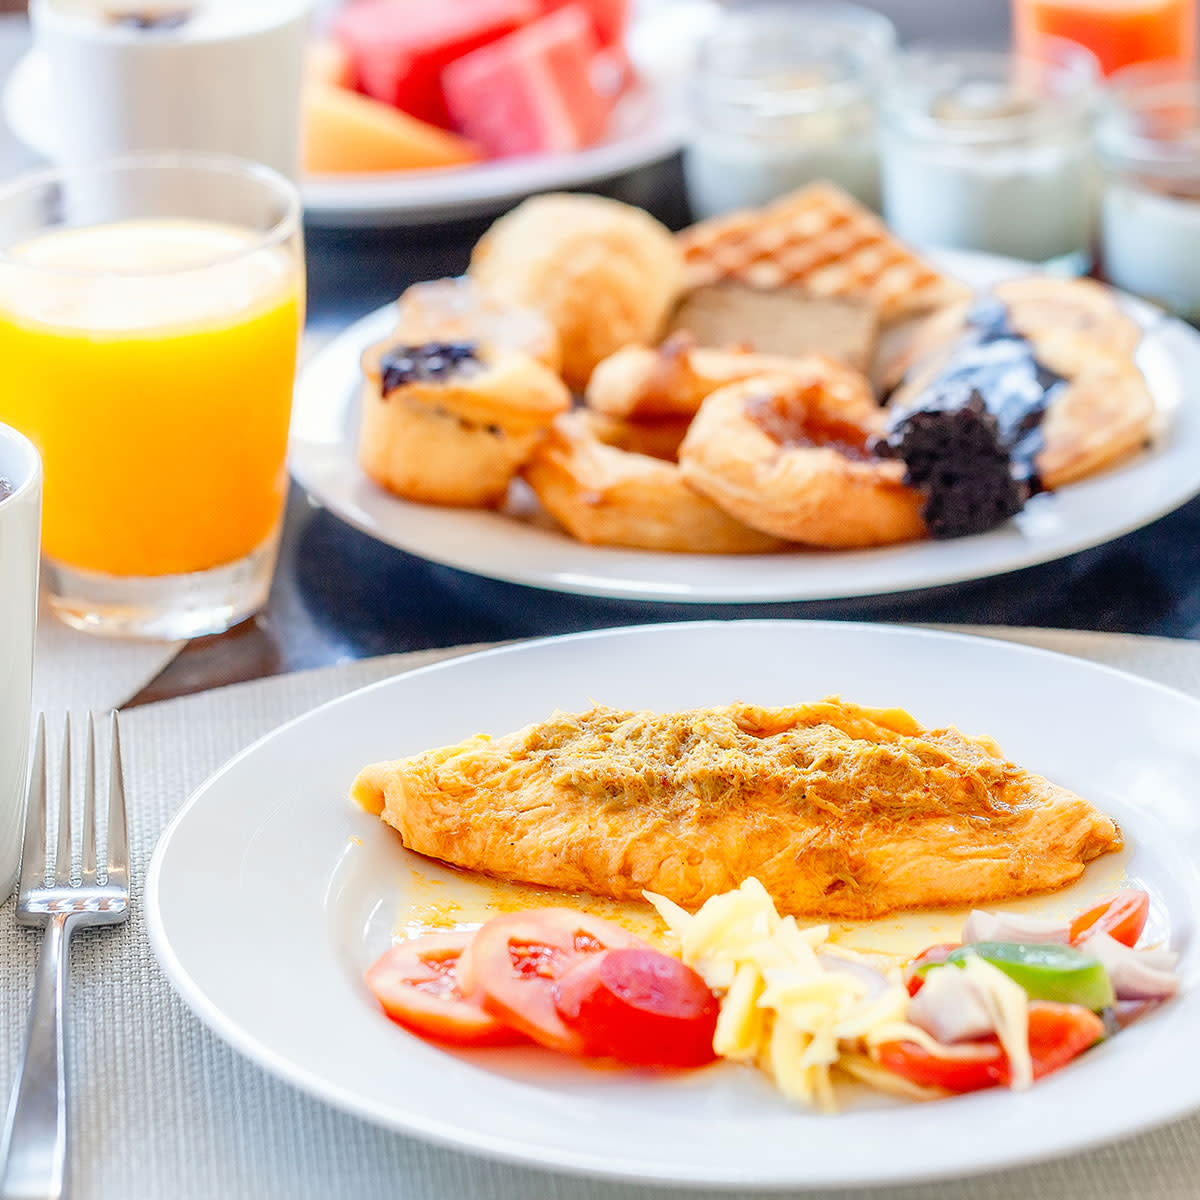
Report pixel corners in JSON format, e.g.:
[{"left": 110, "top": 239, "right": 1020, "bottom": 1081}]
[{"left": 677, "top": 182, "right": 971, "bottom": 325}]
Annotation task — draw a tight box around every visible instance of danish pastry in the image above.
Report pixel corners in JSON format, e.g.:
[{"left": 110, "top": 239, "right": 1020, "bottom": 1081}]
[
  {"left": 678, "top": 366, "right": 927, "bottom": 549},
  {"left": 359, "top": 339, "right": 569, "bottom": 507},
  {"left": 522, "top": 411, "right": 787, "bottom": 554}
]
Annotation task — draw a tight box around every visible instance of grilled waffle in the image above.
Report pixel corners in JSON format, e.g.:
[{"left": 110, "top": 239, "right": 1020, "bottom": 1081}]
[{"left": 677, "top": 182, "right": 971, "bottom": 325}]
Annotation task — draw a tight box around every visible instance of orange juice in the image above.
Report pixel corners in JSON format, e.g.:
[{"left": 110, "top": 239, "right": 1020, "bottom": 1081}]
[
  {"left": 0, "top": 219, "right": 301, "bottom": 577},
  {"left": 1014, "top": 0, "right": 1197, "bottom": 76}
]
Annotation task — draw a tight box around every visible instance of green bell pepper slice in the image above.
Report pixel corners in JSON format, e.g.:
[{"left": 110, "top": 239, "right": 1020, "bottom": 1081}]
[{"left": 942, "top": 941, "right": 1115, "bottom": 1011}]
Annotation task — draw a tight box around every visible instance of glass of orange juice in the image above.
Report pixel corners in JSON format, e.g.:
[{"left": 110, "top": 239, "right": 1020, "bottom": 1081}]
[
  {"left": 1013, "top": 0, "right": 1197, "bottom": 76},
  {"left": 0, "top": 154, "right": 304, "bottom": 639}
]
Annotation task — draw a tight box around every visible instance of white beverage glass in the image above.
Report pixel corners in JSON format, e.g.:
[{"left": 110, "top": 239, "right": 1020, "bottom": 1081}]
[
  {"left": 0, "top": 423, "right": 41, "bottom": 900},
  {"left": 30, "top": 0, "right": 312, "bottom": 180}
]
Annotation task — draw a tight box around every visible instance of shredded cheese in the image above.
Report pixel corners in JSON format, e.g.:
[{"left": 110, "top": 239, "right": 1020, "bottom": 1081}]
[{"left": 646, "top": 879, "right": 932, "bottom": 1111}]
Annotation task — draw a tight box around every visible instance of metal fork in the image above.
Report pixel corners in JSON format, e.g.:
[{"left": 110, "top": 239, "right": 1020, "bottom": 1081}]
[{"left": 0, "top": 713, "right": 130, "bottom": 1200}]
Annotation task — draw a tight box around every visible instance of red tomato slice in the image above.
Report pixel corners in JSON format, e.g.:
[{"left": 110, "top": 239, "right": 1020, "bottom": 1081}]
[
  {"left": 1005, "top": 1001, "right": 1105, "bottom": 1084},
  {"left": 877, "top": 1000, "right": 1105, "bottom": 1094},
  {"left": 365, "top": 932, "right": 524, "bottom": 1047},
  {"left": 553, "top": 947, "right": 720, "bottom": 1067},
  {"left": 875, "top": 1037, "right": 1005, "bottom": 1093},
  {"left": 462, "top": 908, "right": 647, "bottom": 1054},
  {"left": 903, "top": 943, "right": 960, "bottom": 996},
  {"left": 1069, "top": 889, "right": 1150, "bottom": 948}
]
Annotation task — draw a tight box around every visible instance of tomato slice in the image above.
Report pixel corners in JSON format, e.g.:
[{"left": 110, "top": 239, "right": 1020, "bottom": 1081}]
[
  {"left": 462, "top": 909, "right": 648, "bottom": 1054},
  {"left": 1069, "top": 889, "right": 1150, "bottom": 949},
  {"left": 1007, "top": 1001, "right": 1106, "bottom": 1084},
  {"left": 553, "top": 948, "right": 720, "bottom": 1067},
  {"left": 365, "top": 932, "right": 524, "bottom": 1047},
  {"left": 877, "top": 1000, "right": 1105, "bottom": 1093},
  {"left": 903, "top": 943, "right": 959, "bottom": 996},
  {"left": 875, "top": 1037, "right": 1005, "bottom": 1093}
]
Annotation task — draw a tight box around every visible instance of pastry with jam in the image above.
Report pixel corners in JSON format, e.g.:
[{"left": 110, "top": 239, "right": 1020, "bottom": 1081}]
[{"left": 358, "top": 338, "right": 569, "bottom": 507}]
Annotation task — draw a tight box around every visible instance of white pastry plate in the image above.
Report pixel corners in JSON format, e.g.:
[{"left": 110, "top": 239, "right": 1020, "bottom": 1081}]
[
  {"left": 145, "top": 620, "right": 1200, "bottom": 1189},
  {"left": 289, "top": 248, "right": 1200, "bottom": 604},
  {"left": 1, "top": 1, "right": 704, "bottom": 227}
]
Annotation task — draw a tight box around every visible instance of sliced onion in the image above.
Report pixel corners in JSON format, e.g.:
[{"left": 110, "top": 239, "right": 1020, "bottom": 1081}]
[
  {"left": 961, "top": 909, "right": 1070, "bottom": 945},
  {"left": 1083, "top": 931, "right": 1179, "bottom": 1001},
  {"left": 816, "top": 952, "right": 891, "bottom": 1002},
  {"left": 906, "top": 964, "right": 995, "bottom": 1044}
]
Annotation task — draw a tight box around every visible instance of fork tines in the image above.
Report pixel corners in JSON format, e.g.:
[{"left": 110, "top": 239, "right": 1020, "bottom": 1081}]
[{"left": 18, "top": 712, "right": 128, "bottom": 903}]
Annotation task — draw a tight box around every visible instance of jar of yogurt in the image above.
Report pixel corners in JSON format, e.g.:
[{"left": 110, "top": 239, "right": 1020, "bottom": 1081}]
[
  {"left": 682, "top": 2, "right": 896, "bottom": 219},
  {"left": 879, "top": 42, "right": 1099, "bottom": 269},
  {"left": 1098, "top": 62, "right": 1200, "bottom": 321}
]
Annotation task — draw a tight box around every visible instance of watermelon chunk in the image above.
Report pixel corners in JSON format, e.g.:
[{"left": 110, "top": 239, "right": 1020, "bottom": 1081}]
[
  {"left": 442, "top": 5, "right": 618, "bottom": 158},
  {"left": 535, "top": 0, "right": 629, "bottom": 48},
  {"left": 333, "top": 0, "right": 538, "bottom": 128}
]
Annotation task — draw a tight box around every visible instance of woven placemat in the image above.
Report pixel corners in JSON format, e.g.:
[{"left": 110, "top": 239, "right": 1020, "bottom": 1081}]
[{"left": 4, "top": 627, "right": 1199, "bottom": 1200}]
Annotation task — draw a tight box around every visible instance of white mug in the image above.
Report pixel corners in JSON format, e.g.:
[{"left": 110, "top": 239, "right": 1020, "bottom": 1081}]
[
  {"left": 0, "top": 423, "right": 41, "bottom": 900},
  {"left": 30, "top": 0, "right": 312, "bottom": 180}
]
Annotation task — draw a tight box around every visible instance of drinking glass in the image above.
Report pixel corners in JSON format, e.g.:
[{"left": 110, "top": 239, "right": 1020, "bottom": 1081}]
[
  {"left": 0, "top": 422, "right": 40, "bottom": 899},
  {"left": 1013, "top": 0, "right": 1196, "bottom": 77},
  {"left": 0, "top": 154, "right": 304, "bottom": 639}
]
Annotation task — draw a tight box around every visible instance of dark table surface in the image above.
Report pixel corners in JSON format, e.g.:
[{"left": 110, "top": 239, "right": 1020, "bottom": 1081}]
[{"left": 3, "top": 11, "right": 1199, "bottom": 705}]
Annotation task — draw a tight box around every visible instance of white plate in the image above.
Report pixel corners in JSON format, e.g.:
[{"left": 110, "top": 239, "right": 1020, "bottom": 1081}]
[
  {"left": 1, "top": 1, "right": 703, "bottom": 227},
  {"left": 145, "top": 620, "right": 1200, "bottom": 1188},
  {"left": 289, "top": 249, "right": 1200, "bottom": 604}
]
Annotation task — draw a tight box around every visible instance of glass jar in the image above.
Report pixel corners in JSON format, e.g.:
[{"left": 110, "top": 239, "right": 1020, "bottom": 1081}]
[
  {"left": 682, "top": 2, "right": 896, "bottom": 219},
  {"left": 879, "top": 42, "right": 1099, "bottom": 269},
  {"left": 1098, "top": 63, "right": 1200, "bottom": 320}
]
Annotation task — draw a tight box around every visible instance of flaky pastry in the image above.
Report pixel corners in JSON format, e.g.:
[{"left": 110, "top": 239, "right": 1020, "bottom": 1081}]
[
  {"left": 522, "top": 411, "right": 787, "bottom": 554},
  {"left": 359, "top": 340, "right": 569, "bottom": 508},
  {"left": 678, "top": 365, "right": 927, "bottom": 548}
]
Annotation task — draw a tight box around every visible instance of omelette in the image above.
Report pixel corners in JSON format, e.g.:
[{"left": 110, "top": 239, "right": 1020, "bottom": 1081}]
[{"left": 351, "top": 698, "right": 1122, "bottom": 920}]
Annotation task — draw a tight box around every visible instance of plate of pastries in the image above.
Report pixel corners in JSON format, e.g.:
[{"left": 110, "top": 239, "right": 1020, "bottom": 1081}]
[{"left": 290, "top": 181, "right": 1200, "bottom": 602}]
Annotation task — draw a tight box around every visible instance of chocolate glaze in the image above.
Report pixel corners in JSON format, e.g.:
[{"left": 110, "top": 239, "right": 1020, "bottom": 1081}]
[
  {"left": 914, "top": 296, "right": 1068, "bottom": 491},
  {"left": 877, "top": 296, "right": 1069, "bottom": 538}
]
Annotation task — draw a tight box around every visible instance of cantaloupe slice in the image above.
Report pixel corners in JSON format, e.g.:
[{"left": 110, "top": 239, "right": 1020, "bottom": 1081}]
[{"left": 304, "top": 82, "right": 484, "bottom": 174}]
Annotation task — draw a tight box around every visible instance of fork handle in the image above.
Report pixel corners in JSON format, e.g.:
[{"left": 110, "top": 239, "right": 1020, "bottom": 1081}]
[{"left": 0, "top": 913, "right": 76, "bottom": 1200}]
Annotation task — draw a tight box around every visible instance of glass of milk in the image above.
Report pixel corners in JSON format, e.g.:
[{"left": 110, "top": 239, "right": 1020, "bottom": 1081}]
[
  {"left": 682, "top": 2, "right": 896, "bottom": 219},
  {"left": 30, "top": 0, "right": 312, "bottom": 180},
  {"left": 1098, "top": 62, "right": 1200, "bottom": 321},
  {"left": 879, "top": 41, "right": 1099, "bottom": 270}
]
